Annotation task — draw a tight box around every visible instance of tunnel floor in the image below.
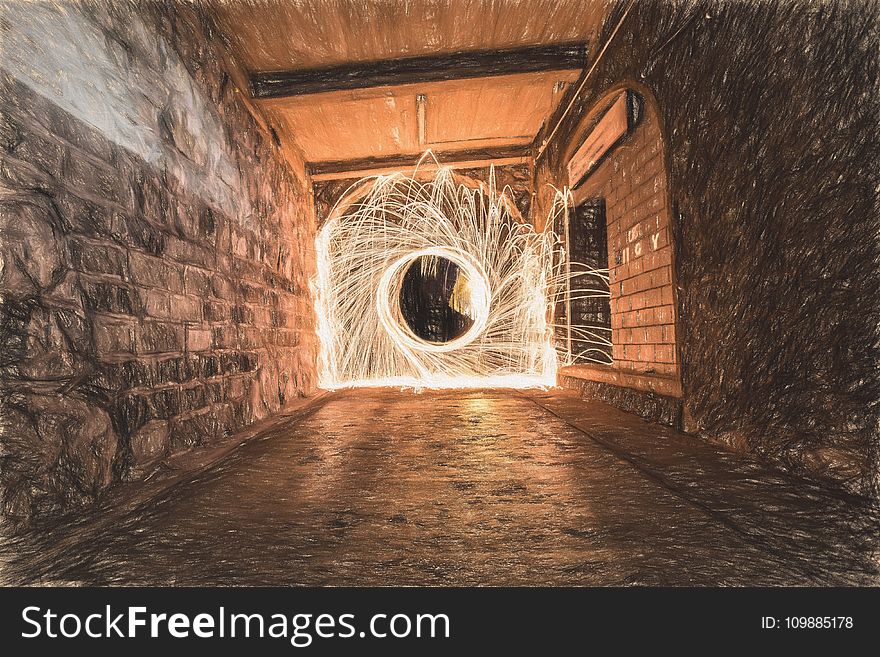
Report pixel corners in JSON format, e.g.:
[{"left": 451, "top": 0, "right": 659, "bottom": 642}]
[{"left": 8, "top": 388, "right": 879, "bottom": 586}]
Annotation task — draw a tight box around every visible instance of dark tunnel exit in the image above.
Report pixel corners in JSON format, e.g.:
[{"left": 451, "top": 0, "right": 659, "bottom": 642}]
[{"left": 399, "top": 255, "right": 475, "bottom": 344}]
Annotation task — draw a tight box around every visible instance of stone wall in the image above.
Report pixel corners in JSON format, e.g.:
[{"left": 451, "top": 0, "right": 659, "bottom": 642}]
[
  {"left": 534, "top": 0, "right": 880, "bottom": 494},
  {"left": 0, "top": 0, "right": 318, "bottom": 526},
  {"left": 558, "top": 373, "right": 682, "bottom": 428}
]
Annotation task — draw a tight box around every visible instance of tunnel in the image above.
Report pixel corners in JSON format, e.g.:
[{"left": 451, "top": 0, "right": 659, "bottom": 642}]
[
  {"left": 0, "top": 0, "right": 878, "bottom": 589},
  {"left": 399, "top": 255, "right": 476, "bottom": 344}
]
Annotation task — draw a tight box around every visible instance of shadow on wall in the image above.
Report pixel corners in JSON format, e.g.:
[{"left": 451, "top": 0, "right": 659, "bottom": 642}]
[
  {"left": 0, "top": 0, "right": 318, "bottom": 529},
  {"left": 535, "top": 0, "right": 880, "bottom": 495}
]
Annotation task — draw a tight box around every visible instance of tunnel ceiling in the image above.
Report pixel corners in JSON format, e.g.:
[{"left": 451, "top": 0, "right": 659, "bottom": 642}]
[{"left": 210, "top": 0, "right": 609, "bottom": 175}]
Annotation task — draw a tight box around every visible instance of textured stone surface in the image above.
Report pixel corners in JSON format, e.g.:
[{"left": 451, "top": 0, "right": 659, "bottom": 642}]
[
  {"left": 0, "top": 393, "right": 116, "bottom": 523},
  {"left": 129, "top": 420, "right": 170, "bottom": 469},
  {"left": 5, "top": 388, "right": 877, "bottom": 585},
  {"left": 559, "top": 374, "right": 682, "bottom": 428},
  {"left": 0, "top": 194, "right": 66, "bottom": 296},
  {"left": 0, "top": 0, "right": 245, "bottom": 217},
  {"left": 0, "top": 0, "right": 317, "bottom": 526}
]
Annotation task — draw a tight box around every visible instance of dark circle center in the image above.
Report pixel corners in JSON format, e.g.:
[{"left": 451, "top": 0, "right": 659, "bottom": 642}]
[{"left": 398, "top": 255, "right": 476, "bottom": 344}]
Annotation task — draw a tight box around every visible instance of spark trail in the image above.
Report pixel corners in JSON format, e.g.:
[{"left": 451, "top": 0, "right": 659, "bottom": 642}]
[{"left": 312, "top": 154, "right": 610, "bottom": 389}]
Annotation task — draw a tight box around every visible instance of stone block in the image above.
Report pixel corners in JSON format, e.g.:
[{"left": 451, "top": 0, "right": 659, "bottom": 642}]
[
  {"left": 129, "top": 420, "right": 170, "bottom": 466},
  {"left": 113, "top": 392, "right": 152, "bottom": 437},
  {"left": 63, "top": 152, "right": 122, "bottom": 205},
  {"left": 149, "top": 386, "right": 181, "bottom": 419},
  {"left": 80, "top": 279, "right": 142, "bottom": 316},
  {"left": 184, "top": 266, "right": 212, "bottom": 296},
  {"left": 144, "top": 291, "right": 201, "bottom": 321},
  {"left": 16, "top": 306, "right": 80, "bottom": 380},
  {"left": 53, "top": 308, "right": 92, "bottom": 355},
  {"left": 197, "top": 353, "right": 221, "bottom": 378},
  {"left": 4, "top": 124, "right": 66, "bottom": 179},
  {"left": 68, "top": 237, "right": 128, "bottom": 278},
  {"left": 129, "top": 250, "right": 184, "bottom": 292},
  {"left": 203, "top": 299, "right": 229, "bottom": 322},
  {"left": 230, "top": 396, "right": 254, "bottom": 431},
  {"left": 143, "top": 288, "right": 172, "bottom": 319},
  {"left": 0, "top": 195, "right": 66, "bottom": 296},
  {"left": 223, "top": 374, "right": 249, "bottom": 401},
  {"left": 230, "top": 304, "right": 253, "bottom": 324},
  {"left": 271, "top": 308, "right": 295, "bottom": 328},
  {"left": 94, "top": 316, "right": 137, "bottom": 355},
  {"left": 231, "top": 229, "right": 249, "bottom": 258},
  {"left": 186, "top": 327, "right": 212, "bottom": 352},
  {"left": 155, "top": 355, "right": 195, "bottom": 385},
  {"left": 46, "top": 100, "right": 114, "bottom": 164},
  {"left": 169, "top": 201, "right": 196, "bottom": 238},
  {"left": 54, "top": 191, "right": 111, "bottom": 236},
  {"left": 179, "top": 382, "right": 208, "bottom": 414},
  {"left": 276, "top": 329, "right": 299, "bottom": 348},
  {"left": 105, "top": 358, "right": 154, "bottom": 390},
  {"left": 138, "top": 321, "right": 184, "bottom": 354},
  {"left": 197, "top": 206, "right": 216, "bottom": 242},
  {"left": 133, "top": 172, "right": 170, "bottom": 225},
  {"left": 205, "top": 380, "right": 224, "bottom": 404},
  {"left": 119, "top": 213, "right": 166, "bottom": 255},
  {"left": 238, "top": 281, "right": 268, "bottom": 304},
  {"left": 219, "top": 352, "right": 242, "bottom": 374},
  {"left": 174, "top": 295, "right": 202, "bottom": 322},
  {"left": 211, "top": 326, "right": 236, "bottom": 349},
  {"left": 0, "top": 109, "right": 23, "bottom": 153},
  {"left": 210, "top": 274, "right": 235, "bottom": 300},
  {"left": 236, "top": 326, "right": 262, "bottom": 348},
  {"left": 0, "top": 393, "right": 117, "bottom": 521},
  {"left": 164, "top": 235, "right": 214, "bottom": 268},
  {"left": 0, "top": 152, "right": 55, "bottom": 192},
  {"left": 169, "top": 404, "right": 233, "bottom": 449},
  {"left": 250, "top": 305, "right": 273, "bottom": 326}
]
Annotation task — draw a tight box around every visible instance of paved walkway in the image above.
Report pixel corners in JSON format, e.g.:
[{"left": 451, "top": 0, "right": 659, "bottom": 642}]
[{"left": 7, "top": 388, "right": 879, "bottom": 585}]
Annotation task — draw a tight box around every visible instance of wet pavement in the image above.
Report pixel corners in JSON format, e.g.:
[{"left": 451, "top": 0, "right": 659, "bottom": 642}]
[{"left": 7, "top": 388, "right": 880, "bottom": 585}]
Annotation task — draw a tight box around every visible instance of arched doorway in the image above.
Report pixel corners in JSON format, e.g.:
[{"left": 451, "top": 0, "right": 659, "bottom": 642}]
[{"left": 313, "top": 166, "right": 558, "bottom": 389}]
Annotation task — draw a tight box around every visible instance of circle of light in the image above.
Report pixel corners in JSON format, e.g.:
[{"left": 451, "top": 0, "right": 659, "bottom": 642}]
[
  {"left": 312, "top": 159, "right": 611, "bottom": 389},
  {"left": 376, "top": 246, "right": 492, "bottom": 354}
]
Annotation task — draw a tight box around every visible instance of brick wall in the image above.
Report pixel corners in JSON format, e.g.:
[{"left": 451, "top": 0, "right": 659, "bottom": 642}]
[
  {"left": 0, "top": 1, "right": 317, "bottom": 525},
  {"left": 542, "top": 87, "right": 680, "bottom": 400},
  {"left": 531, "top": 86, "right": 682, "bottom": 423},
  {"left": 569, "top": 93, "right": 679, "bottom": 379}
]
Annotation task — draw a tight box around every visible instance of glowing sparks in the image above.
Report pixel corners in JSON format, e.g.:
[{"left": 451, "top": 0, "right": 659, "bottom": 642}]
[{"left": 312, "top": 153, "right": 610, "bottom": 390}]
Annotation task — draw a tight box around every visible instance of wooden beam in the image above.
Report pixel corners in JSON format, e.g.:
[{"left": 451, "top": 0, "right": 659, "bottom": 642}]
[
  {"left": 251, "top": 44, "right": 588, "bottom": 99},
  {"left": 307, "top": 145, "right": 533, "bottom": 181},
  {"left": 310, "top": 157, "right": 530, "bottom": 182}
]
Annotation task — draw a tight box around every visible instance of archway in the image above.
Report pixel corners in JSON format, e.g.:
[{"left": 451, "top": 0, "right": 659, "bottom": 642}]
[{"left": 313, "top": 166, "right": 559, "bottom": 389}]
